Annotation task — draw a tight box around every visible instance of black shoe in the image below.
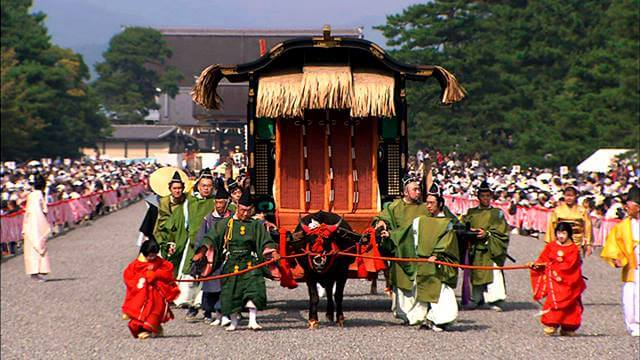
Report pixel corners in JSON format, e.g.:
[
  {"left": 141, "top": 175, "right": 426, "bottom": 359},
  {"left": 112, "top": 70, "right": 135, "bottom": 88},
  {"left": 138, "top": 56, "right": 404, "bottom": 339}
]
[
  {"left": 463, "top": 303, "right": 479, "bottom": 311},
  {"left": 185, "top": 308, "right": 199, "bottom": 322}
]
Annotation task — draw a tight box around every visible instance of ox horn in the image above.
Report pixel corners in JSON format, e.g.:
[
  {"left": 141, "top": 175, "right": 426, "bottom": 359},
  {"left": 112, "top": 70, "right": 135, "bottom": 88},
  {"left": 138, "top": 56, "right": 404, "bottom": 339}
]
[{"left": 327, "top": 218, "right": 342, "bottom": 232}]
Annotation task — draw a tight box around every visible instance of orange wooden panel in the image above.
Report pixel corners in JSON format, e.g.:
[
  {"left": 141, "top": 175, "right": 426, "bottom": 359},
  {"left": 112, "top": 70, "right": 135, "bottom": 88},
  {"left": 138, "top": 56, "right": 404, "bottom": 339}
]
[
  {"left": 278, "top": 119, "right": 302, "bottom": 209},
  {"left": 330, "top": 118, "right": 352, "bottom": 211},
  {"left": 354, "top": 118, "right": 377, "bottom": 210},
  {"left": 306, "top": 116, "right": 327, "bottom": 211}
]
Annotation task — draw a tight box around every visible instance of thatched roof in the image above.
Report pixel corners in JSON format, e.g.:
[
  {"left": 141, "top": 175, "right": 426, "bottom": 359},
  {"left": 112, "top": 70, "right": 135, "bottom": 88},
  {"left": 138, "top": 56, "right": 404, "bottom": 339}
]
[
  {"left": 254, "top": 66, "right": 394, "bottom": 118},
  {"left": 190, "top": 34, "right": 466, "bottom": 114}
]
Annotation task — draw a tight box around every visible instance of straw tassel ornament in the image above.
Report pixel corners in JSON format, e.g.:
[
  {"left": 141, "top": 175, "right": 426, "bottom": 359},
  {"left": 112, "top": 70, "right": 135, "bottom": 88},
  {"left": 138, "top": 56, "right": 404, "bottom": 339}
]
[{"left": 191, "top": 64, "right": 224, "bottom": 110}]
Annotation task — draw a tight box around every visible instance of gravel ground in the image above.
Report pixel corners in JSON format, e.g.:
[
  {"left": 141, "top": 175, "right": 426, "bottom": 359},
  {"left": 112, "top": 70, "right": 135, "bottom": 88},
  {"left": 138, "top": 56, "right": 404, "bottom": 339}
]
[{"left": 2, "top": 201, "right": 638, "bottom": 359}]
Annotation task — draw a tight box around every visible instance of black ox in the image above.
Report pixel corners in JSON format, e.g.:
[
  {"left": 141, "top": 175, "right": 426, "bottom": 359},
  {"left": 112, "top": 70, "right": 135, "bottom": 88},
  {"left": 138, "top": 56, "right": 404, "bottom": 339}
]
[{"left": 284, "top": 211, "right": 366, "bottom": 329}]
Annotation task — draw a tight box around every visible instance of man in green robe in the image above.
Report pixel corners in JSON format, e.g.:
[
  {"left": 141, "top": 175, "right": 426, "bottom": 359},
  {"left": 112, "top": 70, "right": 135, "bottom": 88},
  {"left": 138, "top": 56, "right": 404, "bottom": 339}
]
[
  {"left": 425, "top": 183, "right": 460, "bottom": 223},
  {"left": 426, "top": 183, "right": 467, "bottom": 262},
  {"left": 163, "top": 169, "right": 215, "bottom": 320},
  {"left": 154, "top": 171, "right": 186, "bottom": 258},
  {"left": 380, "top": 182, "right": 460, "bottom": 331},
  {"left": 462, "top": 180, "right": 510, "bottom": 311},
  {"left": 375, "top": 174, "right": 431, "bottom": 295},
  {"left": 202, "top": 192, "right": 279, "bottom": 331}
]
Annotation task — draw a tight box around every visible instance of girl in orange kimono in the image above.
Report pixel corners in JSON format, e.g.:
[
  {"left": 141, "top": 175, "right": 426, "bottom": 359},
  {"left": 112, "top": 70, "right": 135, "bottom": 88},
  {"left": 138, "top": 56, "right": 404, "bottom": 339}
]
[
  {"left": 530, "top": 222, "right": 586, "bottom": 336},
  {"left": 122, "top": 240, "right": 180, "bottom": 339}
]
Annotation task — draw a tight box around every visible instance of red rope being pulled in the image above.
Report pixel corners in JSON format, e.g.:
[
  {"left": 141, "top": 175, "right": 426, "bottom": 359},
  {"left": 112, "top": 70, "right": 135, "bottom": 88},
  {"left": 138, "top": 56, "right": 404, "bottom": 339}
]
[
  {"left": 176, "top": 246, "right": 531, "bottom": 283},
  {"left": 175, "top": 253, "right": 308, "bottom": 283},
  {"left": 336, "top": 251, "right": 531, "bottom": 270}
]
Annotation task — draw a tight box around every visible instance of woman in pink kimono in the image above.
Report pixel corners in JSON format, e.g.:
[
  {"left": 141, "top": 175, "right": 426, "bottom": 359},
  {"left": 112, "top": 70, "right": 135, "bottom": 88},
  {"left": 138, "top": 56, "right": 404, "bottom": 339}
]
[{"left": 22, "top": 175, "right": 51, "bottom": 282}]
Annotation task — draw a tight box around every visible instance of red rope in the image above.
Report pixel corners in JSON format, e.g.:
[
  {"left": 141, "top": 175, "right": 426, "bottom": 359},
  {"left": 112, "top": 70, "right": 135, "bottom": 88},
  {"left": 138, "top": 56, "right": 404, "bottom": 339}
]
[
  {"left": 336, "top": 252, "right": 531, "bottom": 270},
  {"left": 176, "top": 248, "right": 531, "bottom": 283},
  {"left": 175, "top": 253, "right": 308, "bottom": 282}
]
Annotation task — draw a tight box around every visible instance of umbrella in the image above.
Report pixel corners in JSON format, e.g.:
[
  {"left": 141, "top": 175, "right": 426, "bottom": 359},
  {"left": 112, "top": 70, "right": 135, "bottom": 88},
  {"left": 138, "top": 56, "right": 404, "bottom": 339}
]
[{"left": 149, "top": 167, "right": 189, "bottom": 197}]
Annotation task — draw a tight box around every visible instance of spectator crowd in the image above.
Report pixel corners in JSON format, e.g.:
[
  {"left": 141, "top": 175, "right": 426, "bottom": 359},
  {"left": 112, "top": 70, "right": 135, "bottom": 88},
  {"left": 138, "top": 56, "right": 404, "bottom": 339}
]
[
  {"left": 410, "top": 148, "right": 639, "bottom": 229},
  {"left": 0, "top": 158, "right": 155, "bottom": 255},
  {"left": 1, "top": 159, "right": 156, "bottom": 215}
]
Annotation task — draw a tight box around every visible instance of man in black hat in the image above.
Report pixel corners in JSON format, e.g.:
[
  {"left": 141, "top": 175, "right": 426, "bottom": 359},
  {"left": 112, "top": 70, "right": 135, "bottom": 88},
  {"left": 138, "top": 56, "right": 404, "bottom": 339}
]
[
  {"left": 201, "top": 191, "right": 280, "bottom": 331},
  {"left": 375, "top": 173, "right": 429, "bottom": 238},
  {"left": 375, "top": 173, "right": 430, "bottom": 297},
  {"left": 192, "top": 179, "right": 234, "bottom": 327},
  {"left": 164, "top": 168, "right": 215, "bottom": 320},
  {"left": 154, "top": 171, "right": 186, "bottom": 255},
  {"left": 426, "top": 182, "right": 464, "bottom": 258},
  {"left": 227, "top": 177, "right": 242, "bottom": 213},
  {"left": 462, "top": 180, "right": 510, "bottom": 311},
  {"left": 379, "top": 181, "right": 460, "bottom": 330},
  {"left": 425, "top": 183, "right": 458, "bottom": 221}
]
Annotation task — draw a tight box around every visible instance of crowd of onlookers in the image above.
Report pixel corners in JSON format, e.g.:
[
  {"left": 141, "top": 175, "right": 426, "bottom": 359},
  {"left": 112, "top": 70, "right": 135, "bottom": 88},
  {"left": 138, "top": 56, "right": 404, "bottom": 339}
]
[
  {"left": 0, "top": 159, "right": 156, "bottom": 255},
  {"left": 409, "top": 148, "right": 639, "bottom": 222},
  {"left": 3, "top": 149, "right": 637, "bottom": 253},
  {"left": 0, "top": 159, "right": 156, "bottom": 216},
  {"left": 5, "top": 150, "right": 636, "bottom": 221}
]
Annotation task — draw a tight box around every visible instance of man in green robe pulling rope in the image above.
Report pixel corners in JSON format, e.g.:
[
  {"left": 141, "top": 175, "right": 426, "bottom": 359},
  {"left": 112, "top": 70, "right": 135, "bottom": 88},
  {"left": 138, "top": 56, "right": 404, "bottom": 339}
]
[
  {"left": 380, "top": 182, "right": 460, "bottom": 331},
  {"left": 462, "top": 180, "right": 510, "bottom": 312},
  {"left": 161, "top": 169, "right": 215, "bottom": 320},
  {"left": 375, "top": 174, "right": 431, "bottom": 296},
  {"left": 202, "top": 191, "right": 280, "bottom": 331},
  {"left": 154, "top": 171, "right": 186, "bottom": 258}
]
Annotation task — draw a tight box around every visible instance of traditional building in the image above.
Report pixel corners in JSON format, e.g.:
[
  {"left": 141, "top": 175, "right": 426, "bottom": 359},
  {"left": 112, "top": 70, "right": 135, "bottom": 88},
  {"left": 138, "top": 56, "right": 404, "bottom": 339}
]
[
  {"left": 82, "top": 125, "right": 197, "bottom": 165},
  {"left": 153, "top": 27, "right": 364, "bottom": 153}
]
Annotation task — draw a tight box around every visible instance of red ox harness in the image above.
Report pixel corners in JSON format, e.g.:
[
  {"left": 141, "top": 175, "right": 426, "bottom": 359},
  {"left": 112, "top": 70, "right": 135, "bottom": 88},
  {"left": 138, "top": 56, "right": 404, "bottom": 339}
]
[{"left": 301, "top": 223, "right": 340, "bottom": 274}]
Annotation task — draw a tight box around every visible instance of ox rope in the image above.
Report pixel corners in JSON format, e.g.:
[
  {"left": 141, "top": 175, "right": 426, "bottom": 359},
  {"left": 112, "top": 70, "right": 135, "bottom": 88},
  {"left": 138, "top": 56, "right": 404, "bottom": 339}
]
[
  {"left": 176, "top": 247, "right": 532, "bottom": 283},
  {"left": 347, "top": 119, "right": 360, "bottom": 213},
  {"left": 305, "top": 241, "right": 340, "bottom": 275}
]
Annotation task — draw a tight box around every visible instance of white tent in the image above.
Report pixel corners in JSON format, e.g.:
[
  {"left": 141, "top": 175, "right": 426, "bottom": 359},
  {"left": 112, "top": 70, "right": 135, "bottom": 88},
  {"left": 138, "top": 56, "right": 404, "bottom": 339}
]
[{"left": 577, "top": 148, "right": 632, "bottom": 173}]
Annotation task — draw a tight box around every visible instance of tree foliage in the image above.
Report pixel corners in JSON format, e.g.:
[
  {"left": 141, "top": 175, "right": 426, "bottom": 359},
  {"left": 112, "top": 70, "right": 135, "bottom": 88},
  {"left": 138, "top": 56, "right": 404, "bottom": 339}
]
[
  {"left": 1, "top": 0, "right": 109, "bottom": 160},
  {"left": 92, "top": 27, "right": 183, "bottom": 123},
  {"left": 377, "top": 0, "right": 639, "bottom": 167}
]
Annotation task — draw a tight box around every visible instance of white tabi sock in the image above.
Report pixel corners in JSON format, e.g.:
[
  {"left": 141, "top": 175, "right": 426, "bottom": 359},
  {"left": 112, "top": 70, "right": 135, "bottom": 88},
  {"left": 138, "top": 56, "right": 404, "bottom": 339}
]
[
  {"left": 225, "top": 313, "right": 239, "bottom": 331},
  {"left": 211, "top": 311, "right": 222, "bottom": 326},
  {"left": 249, "top": 308, "right": 258, "bottom": 326},
  {"left": 246, "top": 301, "right": 258, "bottom": 326}
]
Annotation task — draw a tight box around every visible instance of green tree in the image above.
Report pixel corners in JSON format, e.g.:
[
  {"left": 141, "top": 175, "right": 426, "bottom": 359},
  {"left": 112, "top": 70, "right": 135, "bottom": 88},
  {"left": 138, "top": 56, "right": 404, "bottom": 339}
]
[
  {"left": 1, "top": 0, "right": 109, "bottom": 160},
  {"left": 377, "top": 0, "right": 639, "bottom": 167},
  {"left": 93, "top": 27, "right": 183, "bottom": 123},
  {"left": 1, "top": 48, "right": 45, "bottom": 159}
]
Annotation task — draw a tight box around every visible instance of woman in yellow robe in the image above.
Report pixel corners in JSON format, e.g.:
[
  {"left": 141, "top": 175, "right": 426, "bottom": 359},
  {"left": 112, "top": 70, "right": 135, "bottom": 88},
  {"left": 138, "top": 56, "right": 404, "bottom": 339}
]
[
  {"left": 546, "top": 186, "right": 593, "bottom": 256},
  {"left": 601, "top": 186, "right": 639, "bottom": 337}
]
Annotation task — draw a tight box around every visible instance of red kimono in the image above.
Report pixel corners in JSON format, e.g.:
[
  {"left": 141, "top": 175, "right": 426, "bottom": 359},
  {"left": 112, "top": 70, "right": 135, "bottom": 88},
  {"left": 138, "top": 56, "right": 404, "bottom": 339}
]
[
  {"left": 122, "top": 255, "right": 181, "bottom": 337},
  {"left": 530, "top": 241, "right": 586, "bottom": 331}
]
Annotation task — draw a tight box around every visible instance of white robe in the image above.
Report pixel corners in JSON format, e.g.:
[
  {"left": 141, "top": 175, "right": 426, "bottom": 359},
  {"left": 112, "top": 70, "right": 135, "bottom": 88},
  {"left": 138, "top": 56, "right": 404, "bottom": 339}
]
[
  {"left": 391, "top": 217, "right": 459, "bottom": 326},
  {"left": 479, "top": 265, "right": 507, "bottom": 304},
  {"left": 22, "top": 191, "right": 51, "bottom": 275},
  {"left": 622, "top": 218, "right": 639, "bottom": 335}
]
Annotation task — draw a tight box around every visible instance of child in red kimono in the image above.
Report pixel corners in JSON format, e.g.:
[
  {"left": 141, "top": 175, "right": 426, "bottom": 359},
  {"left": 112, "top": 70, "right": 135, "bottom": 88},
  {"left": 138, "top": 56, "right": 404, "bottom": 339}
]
[
  {"left": 122, "top": 240, "right": 180, "bottom": 339},
  {"left": 530, "top": 222, "right": 586, "bottom": 336}
]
